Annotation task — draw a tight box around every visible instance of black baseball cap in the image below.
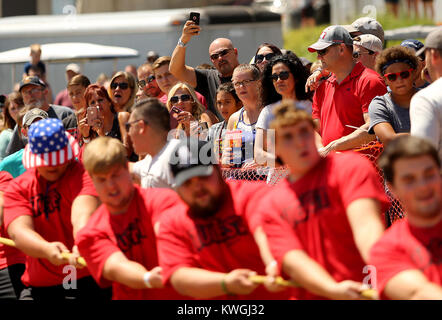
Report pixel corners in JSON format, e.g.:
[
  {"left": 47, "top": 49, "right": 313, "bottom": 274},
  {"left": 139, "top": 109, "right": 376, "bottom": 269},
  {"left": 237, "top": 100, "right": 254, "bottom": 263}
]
[
  {"left": 19, "top": 76, "right": 46, "bottom": 92},
  {"left": 169, "top": 138, "right": 215, "bottom": 187}
]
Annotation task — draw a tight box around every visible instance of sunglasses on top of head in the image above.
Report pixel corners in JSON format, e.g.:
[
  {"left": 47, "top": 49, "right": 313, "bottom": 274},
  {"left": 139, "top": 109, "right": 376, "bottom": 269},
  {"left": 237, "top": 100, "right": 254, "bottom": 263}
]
[
  {"left": 137, "top": 75, "right": 155, "bottom": 88},
  {"left": 255, "top": 53, "right": 276, "bottom": 63},
  {"left": 170, "top": 94, "right": 192, "bottom": 104},
  {"left": 270, "top": 71, "right": 290, "bottom": 81},
  {"left": 110, "top": 82, "right": 129, "bottom": 90},
  {"left": 383, "top": 68, "right": 414, "bottom": 82}
]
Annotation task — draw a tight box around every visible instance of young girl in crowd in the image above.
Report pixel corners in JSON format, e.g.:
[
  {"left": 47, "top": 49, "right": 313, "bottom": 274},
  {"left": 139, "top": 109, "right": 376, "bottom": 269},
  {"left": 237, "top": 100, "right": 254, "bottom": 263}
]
[
  {"left": 207, "top": 82, "right": 243, "bottom": 161},
  {"left": 368, "top": 46, "right": 419, "bottom": 146}
]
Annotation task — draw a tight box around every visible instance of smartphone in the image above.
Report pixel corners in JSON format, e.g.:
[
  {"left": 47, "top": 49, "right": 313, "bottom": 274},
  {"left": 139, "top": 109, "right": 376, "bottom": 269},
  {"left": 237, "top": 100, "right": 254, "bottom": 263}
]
[
  {"left": 171, "top": 106, "right": 182, "bottom": 114},
  {"left": 87, "top": 106, "right": 100, "bottom": 126},
  {"left": 189, "top": 12, "right": 200, "bottom": 25}
]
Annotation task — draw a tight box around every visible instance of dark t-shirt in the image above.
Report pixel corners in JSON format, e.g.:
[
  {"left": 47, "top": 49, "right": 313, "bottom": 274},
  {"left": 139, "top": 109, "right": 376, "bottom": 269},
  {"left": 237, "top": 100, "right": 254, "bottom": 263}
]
[{"left": 194, "top": 68, "right": 230, "bottom": 120}]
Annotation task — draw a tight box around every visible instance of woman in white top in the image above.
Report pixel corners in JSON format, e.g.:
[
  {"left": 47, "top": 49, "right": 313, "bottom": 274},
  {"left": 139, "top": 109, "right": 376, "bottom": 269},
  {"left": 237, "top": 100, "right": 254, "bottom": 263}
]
[
  {"left": 255, "top": 54, "right": 313, "bottom": 166},
  {"left": 224, "top": 64, "right": 263, "bottom": 170}
]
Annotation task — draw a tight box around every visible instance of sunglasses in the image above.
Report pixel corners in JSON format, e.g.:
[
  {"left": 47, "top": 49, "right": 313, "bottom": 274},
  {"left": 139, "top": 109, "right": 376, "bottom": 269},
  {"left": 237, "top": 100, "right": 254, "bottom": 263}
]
[
  {"left": 125, "top": 119, "right": 147, "bottom": 131},
  {"left": 317, "top": 44, "right": 339, "bottom": 56},
  {"left": 137, "top": 75, "right": 155, "bottom": 88},
  {"left": 110, "top": 82, "right": 129, "bottom": 90},
  {"left": 210, "top": 48, "right": 231, "bottom": 60},
  {"left": 384, "top": 68, "right": 414, "bottom": 82},
  {"left": 232, "top": 79, "right": 256, "bottom": 88},
  {"left": 170, "top": 94, "right": 192, "bottom": 104},
  {"left": 352, "top": 49, "right": 376, "bottom": 59},
  {"left": 270, "top": 71, "right": 290, "bottom": 81},
  {"left": 255, "top": 53, "right": 276, "bottom": 63}
]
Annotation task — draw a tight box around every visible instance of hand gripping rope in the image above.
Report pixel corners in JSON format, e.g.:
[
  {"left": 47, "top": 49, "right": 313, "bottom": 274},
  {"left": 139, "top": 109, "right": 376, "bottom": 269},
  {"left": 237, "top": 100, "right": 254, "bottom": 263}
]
[
  {"left": 0, "top": 236, "right": 87, "bottom": 267},
  {"left": 0, "top": 236, "right": 377, "bottom": 299},
  {"left": 248, "top": 275, "right": 378, "bottom": 299}
]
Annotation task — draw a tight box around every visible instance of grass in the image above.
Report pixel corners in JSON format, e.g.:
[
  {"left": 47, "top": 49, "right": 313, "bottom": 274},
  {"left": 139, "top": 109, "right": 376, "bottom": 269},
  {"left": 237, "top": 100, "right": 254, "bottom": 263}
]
[{"left": 284, "top": 12, "right": 435, "bottom": 60}]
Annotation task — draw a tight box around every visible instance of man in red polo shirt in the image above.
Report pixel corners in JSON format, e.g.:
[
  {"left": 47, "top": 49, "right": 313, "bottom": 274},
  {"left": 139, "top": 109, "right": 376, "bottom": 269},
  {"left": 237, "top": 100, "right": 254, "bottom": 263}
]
[
  {"left": 370, "top": 136, "right": 442, "bottom": 299},
  {"left": 308, "top": 25, "right": 387, "bottom": 156},
  {"left": 3, "top": 118, "right": 109, "bottom": 300},
  {"left": 156, "top": 138, "right": 292, "bottom": 300},
  {"left": 77, "top": 137, "right": 184, "bottom": 300},
  {"left": 258, "top": 101, "right": 389, "bottom": 299}
]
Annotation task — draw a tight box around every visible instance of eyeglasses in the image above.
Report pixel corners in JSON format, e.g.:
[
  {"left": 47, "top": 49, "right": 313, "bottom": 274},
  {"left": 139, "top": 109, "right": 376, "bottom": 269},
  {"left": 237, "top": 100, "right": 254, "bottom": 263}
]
[
  {"left": 137, "top": 75, "right": 155, "bottom": 88},
  {"left": 125, "top": 119, "right": 147, "bottom": 131},
  {"left": 317, "top": 44, "right": 339, "bottom": 56},
  {"left": 232, "top": 79, "right": 256, "bottom": 88},
  {"left": 210, "top": 48, "right": 231, "bottom": 60},
  {"left": 110, "top": 82, "right": 129, "bottom": 90},
  {"left": 383, "top": 68, "right": 414, "bottom": 82},
  {"left": 270, "top": 71, "right": 290, "bottom": 82},
  {"left": 255, "top": 53, "right": 276, "bottom": 64},
  {"left": 22, "top": 87, "right": 43, "bottom": 96},
  {"left": 352, "top": 49, "right": 376, "bottom": 59},
  {"left": 170, "top": 94, "right": 192, "bottom": 104}
]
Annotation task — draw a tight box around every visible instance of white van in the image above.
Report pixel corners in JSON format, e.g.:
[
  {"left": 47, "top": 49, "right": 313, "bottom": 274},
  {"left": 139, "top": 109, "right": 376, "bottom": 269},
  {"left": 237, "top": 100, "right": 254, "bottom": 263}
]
[{"left": 0, "top": 6, "right": 282, "bottom": 94}]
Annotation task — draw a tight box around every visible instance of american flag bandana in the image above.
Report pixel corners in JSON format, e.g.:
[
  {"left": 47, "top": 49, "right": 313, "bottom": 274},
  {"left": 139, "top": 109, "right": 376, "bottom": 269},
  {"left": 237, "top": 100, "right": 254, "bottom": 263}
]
[{"left": 23, "top": 118, "right": 80, "bottom": 169}]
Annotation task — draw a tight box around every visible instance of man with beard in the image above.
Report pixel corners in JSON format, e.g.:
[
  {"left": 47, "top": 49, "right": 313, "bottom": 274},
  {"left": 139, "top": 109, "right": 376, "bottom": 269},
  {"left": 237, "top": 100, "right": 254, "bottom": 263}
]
[
  {"left": 370, "top": 136, "right": 442, "bottom": 299},
  {"left": 76, "top": 137, "right": 184, "bottom": 300},
  {"left": 5, "top": 76, "right": 73, "bottom": 156},
  {"left": 156, "top": 138, "right": 292, "bottom": 299}
]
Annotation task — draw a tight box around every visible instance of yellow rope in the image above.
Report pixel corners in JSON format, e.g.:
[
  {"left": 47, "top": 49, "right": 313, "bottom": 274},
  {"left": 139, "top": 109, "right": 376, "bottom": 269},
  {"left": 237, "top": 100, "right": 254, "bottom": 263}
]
[
  {"left": 0, "top": 236, "right": 87, "bottom": 267},
  {"left": 249, "top": 275, "right": 378, "bottom": 299}
]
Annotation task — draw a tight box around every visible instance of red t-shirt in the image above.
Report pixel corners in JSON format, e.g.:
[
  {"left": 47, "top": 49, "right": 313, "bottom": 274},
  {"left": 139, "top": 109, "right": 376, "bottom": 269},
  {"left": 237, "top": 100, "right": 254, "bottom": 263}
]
[
  {"left": 76, "top": 185, "right": 184, "bottom": 300},
  {"left": 312, "top": 62, "right": 387, "bottom": 146},
  {"left": 0, "top": 171, "right": 26, "bottom": 270},
  {"left": 370, "top": 218, "right": 442, "bottom": 299},
  {"left": 3, "top": 160, "right": 98, "bottom": 287},
  {"left": 260, "top": 152, "right": 390, "bottom": 299},
  {"left": 157, "top": 180, "right": 291, "bottom": 300}
]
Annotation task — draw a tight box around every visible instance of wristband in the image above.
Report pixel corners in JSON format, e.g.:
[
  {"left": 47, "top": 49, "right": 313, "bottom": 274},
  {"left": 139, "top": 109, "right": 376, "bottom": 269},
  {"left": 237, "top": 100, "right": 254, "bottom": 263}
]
[
  {"left": 143, "top": 271, "right": 153, "bottom": 288},
  {"left": 267, "top": 260, "right": 277, "bottom": 269},
  {"left": 83, "top": 136, "right": 91, "bottom": 144},
  {"left": 221, "top": 276, "right": 235, "bottom": 296},
  {"left": 177, "top": 39, "right": 187, "bottom": 48}
]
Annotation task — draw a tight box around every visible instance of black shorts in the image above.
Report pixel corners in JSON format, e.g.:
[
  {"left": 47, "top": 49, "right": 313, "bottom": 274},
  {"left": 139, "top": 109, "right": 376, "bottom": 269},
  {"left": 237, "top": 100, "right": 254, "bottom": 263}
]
[
  {"left": 0, "top": 263, "right": 25, "bottom": 299},
  {"left": 19, "top": 276, "right": 112, "bottom": 301}
]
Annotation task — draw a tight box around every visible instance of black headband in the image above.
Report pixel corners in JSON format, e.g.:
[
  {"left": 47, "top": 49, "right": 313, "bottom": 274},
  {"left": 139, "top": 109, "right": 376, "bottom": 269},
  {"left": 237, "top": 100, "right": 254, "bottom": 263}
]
[{"left": 382, "top": 59, "right": 414, "bottom": 74}]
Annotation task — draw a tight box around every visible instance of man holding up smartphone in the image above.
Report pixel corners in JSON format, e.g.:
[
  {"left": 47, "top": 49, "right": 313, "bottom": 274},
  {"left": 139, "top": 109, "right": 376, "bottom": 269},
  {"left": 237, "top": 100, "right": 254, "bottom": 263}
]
[{"left": 170, "top": 12, "right": 240, "bottom": 120}]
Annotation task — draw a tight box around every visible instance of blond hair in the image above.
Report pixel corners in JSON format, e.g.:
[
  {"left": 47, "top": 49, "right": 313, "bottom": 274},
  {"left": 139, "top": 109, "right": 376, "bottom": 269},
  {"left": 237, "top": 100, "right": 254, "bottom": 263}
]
[
  {"left": 30, "top": 44, "right": 41, "bottom": 53},
  {"left": 167, "top": 83, "right": 206, "bottom": 132},
  {"left": 270, "top": 99, "right": 315, "bottom": 131},
  {"left": 109, "top": 71, "right": 137, "bottom": 112},
  {"left": 83, "top": 137, "right": 127, "bottom": 175}
]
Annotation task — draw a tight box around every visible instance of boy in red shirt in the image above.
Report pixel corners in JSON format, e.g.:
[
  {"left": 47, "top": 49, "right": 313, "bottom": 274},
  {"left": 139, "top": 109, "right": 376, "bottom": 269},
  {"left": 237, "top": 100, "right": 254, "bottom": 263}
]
[
  {"left": 3, "top": 118, "right": 109, "bottom": 300},
  {"left": 156, "top": 138, "right": 291, "bottom": 300},
  {"left": 258, "top": 101, "right": 390, "bottom": 299},
  {"left": 77, "top": 137, "right": 183, "bottom": 300},
  {"left": 370, "top": 136, "right": 442, "bottom": 299}
]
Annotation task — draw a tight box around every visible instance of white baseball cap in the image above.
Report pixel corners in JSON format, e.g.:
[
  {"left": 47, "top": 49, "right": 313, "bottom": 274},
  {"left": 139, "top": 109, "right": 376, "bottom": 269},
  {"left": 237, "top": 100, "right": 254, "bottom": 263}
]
[
  {"left": 65, "top": 63, "right": 81, "bottom": 74},
  {"left": 353, "top": 34, "right": 383, "bottom": 53}
]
